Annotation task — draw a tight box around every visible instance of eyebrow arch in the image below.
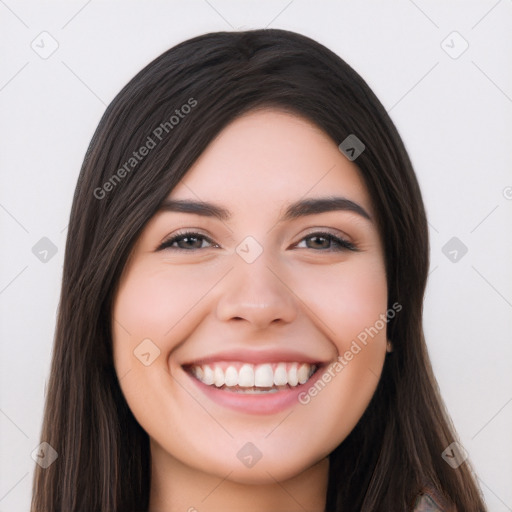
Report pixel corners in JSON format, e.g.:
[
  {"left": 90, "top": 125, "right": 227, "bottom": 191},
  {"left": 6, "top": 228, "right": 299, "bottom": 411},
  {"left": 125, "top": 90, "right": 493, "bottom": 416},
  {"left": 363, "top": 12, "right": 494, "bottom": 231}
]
[{"left": 158, "top": 196, "right": 371, "bottom": 222}]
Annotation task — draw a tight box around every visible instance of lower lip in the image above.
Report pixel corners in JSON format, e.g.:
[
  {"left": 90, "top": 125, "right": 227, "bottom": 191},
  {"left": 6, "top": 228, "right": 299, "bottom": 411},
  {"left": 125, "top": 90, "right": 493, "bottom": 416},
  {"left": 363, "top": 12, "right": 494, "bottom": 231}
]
[{"left": 184, "top": 367, "right": 325, "bottom": 415}]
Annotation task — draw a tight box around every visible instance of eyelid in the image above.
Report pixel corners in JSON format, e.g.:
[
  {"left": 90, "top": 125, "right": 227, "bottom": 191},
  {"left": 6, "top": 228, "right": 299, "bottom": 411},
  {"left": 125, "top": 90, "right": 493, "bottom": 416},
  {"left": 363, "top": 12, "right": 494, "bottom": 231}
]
[
  {"left": 296, "top": 226, "right": 353, "bottom": 243},
  {"left": 157, "top": 228, "right": 358, "bottom": 252},
  {"left": 156, "top": 229, "right": 218, "bottom": 251},
  {"left": 291, "top": 229, "right": 358, "bottom": 252}
]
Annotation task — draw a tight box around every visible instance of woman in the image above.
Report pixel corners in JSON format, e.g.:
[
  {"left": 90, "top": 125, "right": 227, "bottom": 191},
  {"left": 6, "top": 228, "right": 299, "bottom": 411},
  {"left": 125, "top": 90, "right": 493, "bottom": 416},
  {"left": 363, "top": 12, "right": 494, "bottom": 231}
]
[{"left": 31, "top": 29, "right": 486, "bottom": 511}]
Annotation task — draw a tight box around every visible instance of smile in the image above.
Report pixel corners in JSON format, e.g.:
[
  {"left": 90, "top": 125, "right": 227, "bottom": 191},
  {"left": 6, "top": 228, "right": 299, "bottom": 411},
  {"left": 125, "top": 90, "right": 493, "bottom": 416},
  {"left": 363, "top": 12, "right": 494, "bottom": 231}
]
[
  {"left": 181, "top": 350, "right": 328, "bottom": 414},
  {"left": 188, "top": 362, "right": 318, "bottom": 392}
]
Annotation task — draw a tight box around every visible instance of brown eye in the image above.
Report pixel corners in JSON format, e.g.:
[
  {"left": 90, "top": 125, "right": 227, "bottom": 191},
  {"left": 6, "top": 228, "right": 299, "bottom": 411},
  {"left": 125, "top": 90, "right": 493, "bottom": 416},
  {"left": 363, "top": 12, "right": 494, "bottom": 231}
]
[
  {"left": 296, "top": 232, "right": 357, "bottom": 252},
  {"left": 158, "top": 232, "right": 217, "bottom": 251}
]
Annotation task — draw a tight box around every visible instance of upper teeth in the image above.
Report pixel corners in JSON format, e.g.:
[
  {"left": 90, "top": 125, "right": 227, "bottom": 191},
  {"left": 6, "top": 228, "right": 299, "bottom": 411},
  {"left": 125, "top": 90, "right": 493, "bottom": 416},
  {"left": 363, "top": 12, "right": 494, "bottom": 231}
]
[{"left": 189, "top": 362, "right": 316, "bottom": 388}]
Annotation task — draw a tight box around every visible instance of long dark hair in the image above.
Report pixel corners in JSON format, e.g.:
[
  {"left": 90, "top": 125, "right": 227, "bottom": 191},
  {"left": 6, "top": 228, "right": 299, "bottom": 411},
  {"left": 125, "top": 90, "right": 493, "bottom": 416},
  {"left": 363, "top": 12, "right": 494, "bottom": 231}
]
[{"left": 31, "top": 28, "right": 486, "bottom": 511}]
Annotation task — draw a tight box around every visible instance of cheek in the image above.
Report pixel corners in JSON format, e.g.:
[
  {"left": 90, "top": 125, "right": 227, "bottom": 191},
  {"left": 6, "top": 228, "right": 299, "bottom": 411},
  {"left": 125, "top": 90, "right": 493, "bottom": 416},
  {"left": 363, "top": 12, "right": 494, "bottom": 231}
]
[
  {"left": 288, "top": 258, "right": 388, "bottom": 451},
  {"left": 112, "top": 264, "right": 218, "bottom": 348},
  {"left": 295, "top": 255, "right": 388, "bottom": 348},
  {"left": 111, "top": 266, "right": 214, "bottom": 430},
  {"left": 114, "top": 271, "right": 185, "bottom": 335},
  {"left": 111, "top": 263, "right": 227, "bottom": 392}
]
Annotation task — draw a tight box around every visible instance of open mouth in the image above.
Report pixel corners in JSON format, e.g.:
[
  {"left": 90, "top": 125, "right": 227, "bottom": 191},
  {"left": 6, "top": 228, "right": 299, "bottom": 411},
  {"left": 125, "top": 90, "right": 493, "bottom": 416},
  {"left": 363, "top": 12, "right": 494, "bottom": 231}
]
[{"left": 185, "top": 362, "right": 319, "bottom": 394}]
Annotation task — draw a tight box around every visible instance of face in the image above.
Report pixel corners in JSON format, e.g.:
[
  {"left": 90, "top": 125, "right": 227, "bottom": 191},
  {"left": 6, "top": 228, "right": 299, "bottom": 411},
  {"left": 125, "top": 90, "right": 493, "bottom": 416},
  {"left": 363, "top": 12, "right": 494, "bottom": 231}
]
[{"left": 112, "top": 109, "right": 388, "bottom": 484}]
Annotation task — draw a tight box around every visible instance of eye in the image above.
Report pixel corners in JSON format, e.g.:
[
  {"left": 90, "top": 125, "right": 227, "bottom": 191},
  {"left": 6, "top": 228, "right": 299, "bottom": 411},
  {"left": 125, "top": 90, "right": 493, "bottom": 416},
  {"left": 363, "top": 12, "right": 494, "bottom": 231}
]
[
  {"left": 157, "top": 230, "right": 357, "bottom": 252},
  {"left": 294, "top": 231, "right": 357, "bottom": 252},
  {"left": 157, "top": 231, "right": 218, "bottom": 251}
]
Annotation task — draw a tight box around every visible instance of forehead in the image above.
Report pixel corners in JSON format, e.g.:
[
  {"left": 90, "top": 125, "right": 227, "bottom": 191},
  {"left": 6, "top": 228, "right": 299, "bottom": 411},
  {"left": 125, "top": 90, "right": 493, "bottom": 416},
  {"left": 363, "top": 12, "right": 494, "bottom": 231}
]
[{"left": 169, "top": 108, "right": 373, "bottom": 217}]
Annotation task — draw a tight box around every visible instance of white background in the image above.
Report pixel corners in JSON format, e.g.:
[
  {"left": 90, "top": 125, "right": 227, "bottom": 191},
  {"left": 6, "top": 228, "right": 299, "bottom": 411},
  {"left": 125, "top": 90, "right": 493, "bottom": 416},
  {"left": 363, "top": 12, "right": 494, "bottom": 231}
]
[{"left": 1, "top": 1, "right": 511, "bottom": 510}]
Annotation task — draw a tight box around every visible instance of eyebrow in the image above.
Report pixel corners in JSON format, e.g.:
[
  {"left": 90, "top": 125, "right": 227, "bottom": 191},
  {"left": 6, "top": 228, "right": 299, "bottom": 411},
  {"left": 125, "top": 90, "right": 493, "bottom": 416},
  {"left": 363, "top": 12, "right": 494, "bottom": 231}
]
[{"left": 157, "top": 196, "right": 372, "bottom": 223}]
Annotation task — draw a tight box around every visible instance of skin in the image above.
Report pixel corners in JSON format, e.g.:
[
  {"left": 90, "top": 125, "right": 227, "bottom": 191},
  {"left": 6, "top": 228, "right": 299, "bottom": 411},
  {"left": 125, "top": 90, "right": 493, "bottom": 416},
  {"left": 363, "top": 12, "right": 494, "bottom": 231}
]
[{"left": 112, "top": 109, "right": 389, "bottom": 512}]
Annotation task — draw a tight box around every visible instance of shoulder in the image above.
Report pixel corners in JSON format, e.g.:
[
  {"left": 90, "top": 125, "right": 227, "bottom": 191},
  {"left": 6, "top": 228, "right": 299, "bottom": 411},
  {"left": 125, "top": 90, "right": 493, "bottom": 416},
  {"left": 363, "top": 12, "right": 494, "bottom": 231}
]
[{"left": 413, "top": 487, "right": 455, "bottom": 512}]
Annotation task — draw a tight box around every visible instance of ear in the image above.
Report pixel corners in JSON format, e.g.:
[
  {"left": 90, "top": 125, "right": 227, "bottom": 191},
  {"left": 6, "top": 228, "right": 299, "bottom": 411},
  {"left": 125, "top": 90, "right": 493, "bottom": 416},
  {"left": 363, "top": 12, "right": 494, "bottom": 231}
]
[{"left": 386, "top": 339, "right": 393, "bottom": 353}]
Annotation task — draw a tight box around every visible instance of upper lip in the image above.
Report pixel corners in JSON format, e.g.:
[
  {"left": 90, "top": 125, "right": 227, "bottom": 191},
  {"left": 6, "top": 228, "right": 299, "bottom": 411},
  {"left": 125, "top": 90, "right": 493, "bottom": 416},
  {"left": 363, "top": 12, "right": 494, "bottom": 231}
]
[{"left": 182, "top": 349, "right": 329, "bottom": 367}]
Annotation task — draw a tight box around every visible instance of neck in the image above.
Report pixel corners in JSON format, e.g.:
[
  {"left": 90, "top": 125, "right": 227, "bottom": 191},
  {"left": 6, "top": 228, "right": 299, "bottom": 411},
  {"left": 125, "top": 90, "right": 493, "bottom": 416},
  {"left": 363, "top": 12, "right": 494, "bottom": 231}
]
[{"left": 148, "top": 440, "right": 329, "bottom": 512}]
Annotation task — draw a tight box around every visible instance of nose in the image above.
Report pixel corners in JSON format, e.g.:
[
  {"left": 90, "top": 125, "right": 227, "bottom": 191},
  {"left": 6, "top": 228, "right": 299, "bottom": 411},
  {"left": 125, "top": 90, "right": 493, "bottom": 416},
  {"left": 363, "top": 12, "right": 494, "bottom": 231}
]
[{"left": 215, "top": 254, "right": 298, "bottom": 330}]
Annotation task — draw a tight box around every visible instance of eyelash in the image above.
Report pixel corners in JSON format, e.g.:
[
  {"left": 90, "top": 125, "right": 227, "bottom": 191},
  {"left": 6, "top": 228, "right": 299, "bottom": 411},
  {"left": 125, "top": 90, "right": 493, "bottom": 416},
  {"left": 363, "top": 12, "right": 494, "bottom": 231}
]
[{"left": 157, "top": 230, "right": 357, "bottom": 252}]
